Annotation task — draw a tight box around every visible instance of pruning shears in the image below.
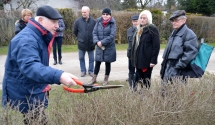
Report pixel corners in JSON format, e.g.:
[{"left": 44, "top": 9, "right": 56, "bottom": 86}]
[{"left": 63, "top": 79, "right": 123, "bottom": 93}]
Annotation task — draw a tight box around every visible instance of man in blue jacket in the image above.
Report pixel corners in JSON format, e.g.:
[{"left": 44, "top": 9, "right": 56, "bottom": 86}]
[
  {"left": 73, "top": 6, "right": 96, "bottom": 77},
  {"left": 1, "top": 5, "right": 77, "bottom": 124}
]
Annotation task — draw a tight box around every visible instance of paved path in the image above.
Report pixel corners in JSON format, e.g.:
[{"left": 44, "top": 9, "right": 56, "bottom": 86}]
[{"left": 1, "top": 50, "right": 215, "bottom": 90}]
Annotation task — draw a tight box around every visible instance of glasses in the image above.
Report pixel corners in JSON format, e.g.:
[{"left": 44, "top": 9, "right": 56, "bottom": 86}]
[
  {"left": 102, "top": 13, "right": 109, "bottom": 16},
  {"left": 171, "top": 18, "right": 182, "bottom": 23}
]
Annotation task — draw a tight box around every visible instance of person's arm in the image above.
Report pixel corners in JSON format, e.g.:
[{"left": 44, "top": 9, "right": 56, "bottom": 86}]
[
  {"left": 93, "top": 20, "right": 99, "bottom": 44},
  {"left": 73, "top": 19, "right": 78, "bottom": 36},
  {"left": 57, "top": 19, "right": 65, "bottom": 32},
  {"left": 150, "top": 26, "right": 160, "bottom": 66},
  {"left": 175, "top": 31, "right": 198, "bottom": 69},
  {"left": 14, "top": 39, "right": 77, "bottom": 86}
]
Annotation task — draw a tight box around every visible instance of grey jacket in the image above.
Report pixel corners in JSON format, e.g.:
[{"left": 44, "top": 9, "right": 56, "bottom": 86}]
[
  {"left": 73, "top": 16, "right": 96, "bottom": 51},
  {"left": 127, "top": 26, "right": 136, "bottom": 59},
  {"left": 93, "top": 17, "right": 117, "bottom": 62},
  {"left": 56, "top": 19, "right": 65, "bottom": 37},
  {"left": 161, "top": 24, "right": 198, "bottom": 79}
]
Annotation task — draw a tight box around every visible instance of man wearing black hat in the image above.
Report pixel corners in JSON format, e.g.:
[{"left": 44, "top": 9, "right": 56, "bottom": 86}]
[
  {"left": 160, "top": 10, "right": 198, "bottom": 83},
  {"left": 126, "top": 14, "right": 139, "bottom": 90},
  {"left": 2, "top": 5, "right": 77, "bottom": 124}
]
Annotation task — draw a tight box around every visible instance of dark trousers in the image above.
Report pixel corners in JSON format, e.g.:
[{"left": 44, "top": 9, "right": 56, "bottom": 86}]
[
  {"left": 94, "top": 61, "right": 111, "bottom": 75},
  {"left": 136, "top": 67, "right": 153, "bottom": 89},
  {"left": 128, "top": 59, "right": 135, "bottom": 74},
  {"left": 52, "top": 37, "right": 63, "bottom": 59}
]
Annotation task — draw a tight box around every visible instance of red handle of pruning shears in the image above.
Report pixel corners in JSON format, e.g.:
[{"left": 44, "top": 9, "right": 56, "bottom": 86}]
[{"left": 63, "top": 79, "right": 98, "bottom": 93}]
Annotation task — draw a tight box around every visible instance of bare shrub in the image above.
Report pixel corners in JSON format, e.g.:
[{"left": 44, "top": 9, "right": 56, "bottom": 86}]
[{"left": 1, "top": 74, "right": 215, "bottom": 124}]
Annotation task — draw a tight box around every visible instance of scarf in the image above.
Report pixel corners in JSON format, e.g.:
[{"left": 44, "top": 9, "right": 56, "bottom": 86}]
[
  {"left": 102, "top": 18, "right": 111, "bottom": 27},
  {"left": 131, "top": 25, "right": 144, "bottom": 67}
]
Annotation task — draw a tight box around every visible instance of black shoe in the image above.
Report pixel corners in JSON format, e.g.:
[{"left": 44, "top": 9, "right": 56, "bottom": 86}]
[
  {"left": 59, "top": 60, "right": 62, "bottom": 65},
  {"left": 53, "top": 60, "right": 57, "bottom": 65}
]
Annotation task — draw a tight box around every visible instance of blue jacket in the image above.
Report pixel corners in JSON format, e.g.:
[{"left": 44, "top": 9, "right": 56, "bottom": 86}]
[
  {"left": 93, "top": 17, "right": 117, "bottom": 62},
  {"left": 2, "top": 18, "right": 63, "bottom": 113}
]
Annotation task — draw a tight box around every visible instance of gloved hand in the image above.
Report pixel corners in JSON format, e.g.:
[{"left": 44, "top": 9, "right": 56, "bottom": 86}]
[{"left": 56, "top": 28, "right": 61, "bottom": 32}]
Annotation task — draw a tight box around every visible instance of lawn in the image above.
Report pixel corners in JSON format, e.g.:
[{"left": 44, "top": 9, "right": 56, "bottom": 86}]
[
  {"left": 0, "top": 43, "right": 165, "bottom": 55},
  {"left": 1, "top": 42, "right": 214, "bottom": 55}
]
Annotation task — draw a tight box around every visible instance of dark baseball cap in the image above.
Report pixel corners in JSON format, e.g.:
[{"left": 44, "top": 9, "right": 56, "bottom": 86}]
[
  {"left": 131, "top": 14, "right": 139, "bottom": 20},
  {"left": 36, "top": 5, "right": 62, "bottom": 20},
  {"left": 169, "top": 10, "right": 186, "bottom": 20}
]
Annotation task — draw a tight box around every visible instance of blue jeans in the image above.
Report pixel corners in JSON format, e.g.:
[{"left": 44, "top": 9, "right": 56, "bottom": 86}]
[
  {"left": 78, "top": 49, "right": 94, "bottom": 73},
  {"left": 52, "top": 37, "right": 63, "bottom": 59}
]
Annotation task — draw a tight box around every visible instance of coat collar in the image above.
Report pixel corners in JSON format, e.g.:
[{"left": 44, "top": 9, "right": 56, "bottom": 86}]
[
  {"left": 27, "top": 18, "right": 53, "bottom": 46},
  {"left": 97, "top": 16, "right": 115, "bottom": 23},
  {"left": 174, "top": 24, "right": 187, "bottom": 37}
]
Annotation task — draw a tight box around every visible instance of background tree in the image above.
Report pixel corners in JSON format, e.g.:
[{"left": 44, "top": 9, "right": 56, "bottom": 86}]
[
  {"left": 166, "top": 0, "right": 175, "bottom": 10},
  {"left": 177, "top": 0, "right": 215, "bottom": 16},
  {"left": 78, "top": 0, "right": 122, "bottom": 10},
  {"left": 137, "top": 0, "right": 152, "bottom": 9},
  {"left": 121, "top": 0, "right": 137, "bottom": 10},
  {"left": 16, "top": 0, "right": 48, "bottom": 10}
]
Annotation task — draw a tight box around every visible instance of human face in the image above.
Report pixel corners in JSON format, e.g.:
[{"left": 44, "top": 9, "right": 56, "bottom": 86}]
[
  {"left": 82, "top": 8, "right": 89, "bottom": 19},
  {"left": 171, "top": 16, "right": 186, "bottom": 30},
  {"left": 139, "top": 14, "right": 148, "bottom": 26},
  {"left": 102, "top": 13, "right": 111, "bottom": 20},
  {"left": 132, "top": 20, "right": 138, "bottom": 27},
  {"left": 23, "top": 14, "right": 32, "bottom": 22},
  {"left": 38, "top": 17, "right": 59, "bottom": 35}
]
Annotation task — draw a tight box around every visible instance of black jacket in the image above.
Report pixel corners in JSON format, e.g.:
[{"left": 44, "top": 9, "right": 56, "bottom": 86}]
[
  {"left": 73, "top": 16, "right": 96, "bottom": 51},
  {"left": 14, "top": 19, "right": 27, "bottom": 35},
  {"left": 132, "top": 25, "right": 160, "bottom": 69}
]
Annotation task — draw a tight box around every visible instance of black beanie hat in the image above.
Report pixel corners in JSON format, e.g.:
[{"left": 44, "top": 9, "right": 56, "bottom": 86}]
[
  {"left": 36, "top": 5, "right": 62, "bottom": 20},
  {"left": 102, "top": 8, "right": 111, "bottom": 15}
]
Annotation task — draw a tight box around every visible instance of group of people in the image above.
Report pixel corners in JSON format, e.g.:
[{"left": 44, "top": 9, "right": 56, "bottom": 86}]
[
  {"left": 73, "top": 6, "right": 116, "bottom": 86},
  {"left": 126, "top": 10, "right": 198, "bottom": 91},
  {"left": 2, "top": 5, "right": 198, "bottom": 124}
]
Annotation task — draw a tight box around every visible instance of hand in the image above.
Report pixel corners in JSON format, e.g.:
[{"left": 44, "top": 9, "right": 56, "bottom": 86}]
[
  {"left": 97, "top": 41, "right": 102, "bottom": 47},
  {"left": 150, "top": 63, "right": 155, "bottom": 67},
  {"left": 60, "top": 72, "right": 78, "bottom": 86}
]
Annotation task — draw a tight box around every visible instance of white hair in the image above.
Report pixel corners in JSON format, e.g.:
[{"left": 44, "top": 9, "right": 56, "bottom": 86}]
[
  {"left": 35, "top": 16, "right": 48, "bottom": 22},
  {"left": 82, "top": 6, "right": 90, "bottom": 11},
  {"left": 139, "top": 10, "right": 152, "bottom": 25}
]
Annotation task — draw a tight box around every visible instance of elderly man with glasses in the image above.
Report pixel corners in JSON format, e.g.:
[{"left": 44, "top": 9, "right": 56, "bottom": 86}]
[{"left": 160, "top": 10, "right": 198, "bottom": 83}]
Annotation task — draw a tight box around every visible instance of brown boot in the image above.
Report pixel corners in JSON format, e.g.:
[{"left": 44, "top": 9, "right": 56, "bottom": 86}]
[
  {"left": 103, "top": 75, "right": 109, "bottom": 86},
  {"left": 88, "top": 75, "right": 97, "bottom": 84}
]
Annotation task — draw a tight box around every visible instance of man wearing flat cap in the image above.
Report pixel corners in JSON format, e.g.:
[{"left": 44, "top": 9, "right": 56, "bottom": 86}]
[
  {"left": 126, "top": 14, "right": 139, "bottom": 90},
  {"left": 2, "top": 5, "right": 77, "bottom": 124},
  {"left": 160, "top": 10, "right": 198, "bottom": 84}
]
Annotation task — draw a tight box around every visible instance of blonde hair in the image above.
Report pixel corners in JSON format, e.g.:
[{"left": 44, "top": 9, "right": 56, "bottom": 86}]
[
  {"left": 138, "top": 10, "right": 152, "bottom": 25},
  {"left": 21, "top": 9, "right": 32, "bottom": 18}
]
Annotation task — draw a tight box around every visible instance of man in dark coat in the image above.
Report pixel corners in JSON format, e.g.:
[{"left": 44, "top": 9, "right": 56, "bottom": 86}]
[
  {"left": 127, "top": 14, "right": 138, "bottom": 89},
  {"left": 73, "top": 6, "right": 96, "bottom": 77},
  {"left": 160, "top": 10, "right": 198, "bottom": 82},
  {"left": 2, "top": 5, "right": 77, "bottom": 124}
]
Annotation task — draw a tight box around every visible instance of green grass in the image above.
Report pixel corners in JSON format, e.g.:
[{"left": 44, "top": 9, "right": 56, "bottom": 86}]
[{"left": 0, "top": 42, "right": 214, "bottom": 55}]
